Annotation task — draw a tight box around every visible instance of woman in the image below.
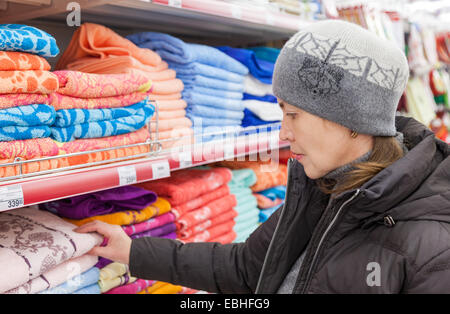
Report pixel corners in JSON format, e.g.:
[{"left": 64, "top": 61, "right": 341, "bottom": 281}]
[{"left": 76, "top": 20, "right": 450, "bottom": 293}]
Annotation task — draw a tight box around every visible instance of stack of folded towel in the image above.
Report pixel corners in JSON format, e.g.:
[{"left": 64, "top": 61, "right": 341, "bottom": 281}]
[
  {"left": 218, "top": 46, "right": 283, "bottom": 128},
  {"left": 1, "top": 206, "right": 102, "bottom": 294},
  {"left": 55, "top": 23, "right": 193, "bottom": 150},
  {"left": 0, "top": 24, "right": 60, "bottom": 174},
  {"left": 254, "top": 185, "right": 287, "bottom": 223},
  {"left": 40, "top": 185, "right": 180, "bottom": 294},
  {"left": 137, "top": 167, "right": 237, "bottom": 244},
  {"left": 127, "top": 32, "right": 249, "bottom": 142}
]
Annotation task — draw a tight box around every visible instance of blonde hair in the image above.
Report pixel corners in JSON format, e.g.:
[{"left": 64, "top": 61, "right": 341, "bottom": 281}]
[{"left": 317, "top": 136, "right": 405, "bottom": 195}]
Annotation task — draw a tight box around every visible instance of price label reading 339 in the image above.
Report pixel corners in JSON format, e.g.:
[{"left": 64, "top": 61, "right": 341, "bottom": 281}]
[{"left": 0, "top": 184, "right": 24, "bottom": 212}]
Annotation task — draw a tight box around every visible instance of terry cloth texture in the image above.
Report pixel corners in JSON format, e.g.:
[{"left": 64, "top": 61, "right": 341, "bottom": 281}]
[{"left": 272, "top": 20, "right": 409, "bottom": 136}]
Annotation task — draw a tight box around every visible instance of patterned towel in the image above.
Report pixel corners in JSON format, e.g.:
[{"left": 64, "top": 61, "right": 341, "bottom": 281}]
[
  {"left": 0, "top": 24, "right": 59, "bottom": 57},
  {"left": 0, "top": 104, "right": 55, "bottom": 127},
  {"left": 0, "top": 93, "right": 49, "bottom": 109},
  {"left": 182, "top": 219, "right": 236, "bottom": 243},
  {"left": 54, "top": 71, "right": 152, "bottom": 98},
  {"left": 0, "top": 206, "right": 102, "bottom": 293},
  {"left": 54, "top": 99, "right": 150, "bottom": 127},
  {"left": 0, "top": 137, "right": 59, "bottom": 160},
  {"left": 178, "top": 209, "right": 238, "bottom": 239},
  {"left": 0, "top": 70, "right": 59, "bottom": 94},
  {"left": 40, "top": 267, "right": 100, "bottom": 294},
  {"left": 51, "top": 100, "right": 155, "bottom": 142},
  {"left": 49, "top": 92, "right": 148, "bottom": 110},
  {"left": 0, "top": 51, "right": 51, "bottom": 71},
  {"left": 122, "top": 212, "right": 176, "bottom": 237},
  {"left": 0, "top": 125, "right": 51, "bottom": 141}
]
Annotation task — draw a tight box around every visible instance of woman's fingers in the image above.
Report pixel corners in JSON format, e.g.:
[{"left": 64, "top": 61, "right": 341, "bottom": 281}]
[{"left": 74, "top": 220, "right": 116, "bottom": 238}]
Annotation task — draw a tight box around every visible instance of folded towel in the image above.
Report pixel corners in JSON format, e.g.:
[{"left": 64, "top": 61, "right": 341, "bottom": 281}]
[
  {"left": 183, "top": 219, "right": 235, "bottom": 243},
  {"left": 211, "top": 230, "right": 237, "bottom": 244},
  {"left": 254, "top": 193, "right": 283, "bottom": 209},
  {"left": 182, "top": 90, "right": 244, "bottom": 111},
  {"left": 150, "top": 79, "right": 184, "bottom": 95},
  {"left": 172, "top": 185, "right": 230, "bottom": 218},
  {"left": 58, "top": 127, "right": 150, "bottom": 154},
  {"left": 244, "top": 99, "right": 282, "bottom": 121},
  {"left": 153, "top": 99, "right": 187, "bottom": 111},
  {"left": 6, "top": 254, "right": 98, "bottom": 294},
  {"left": 149, "top": 117, "right": 192, "bottom": 132},
  {"left": 235, "top": 208, "right": 260, "bottom": 225},
  {"left": 0, "top": 104, "right": 55, "bottom": 128},
  {"left": 259, "top": 204, "right": 283, "bottom": 223},
  {"left": 0, "top": 93, "right": 49, "bottom": 109},
  {"left": 257, "top": 185, "right": 287, "bottom": 201},
  {"left": 100, "top": 273, "right": 136, "bottom": 293},
  {"left": 0, "top": 125, "right": 51, "bottom": 142},
  {"left": 234, "top": 216, "right": 260, "bottom": 234},
  {"left": 49, "top": 92, "right": 148, "bottom": 110},
  {"left": 137, "top": 167, "right": 232, "bottom": 206},
  {"left": 167, "top": 61, "right": 245, "bottom": 82},
  {"left": 0, "top": 206, "right": 102, "bottom": 293},
  {"left": 105, "top": 279, "right": 156, "bottom": 294},
  {"left": 176, "top": 194, "right": 237, "bottom": 231},
  {"left": 0, "top": 137, "right": 58, "bottom": 160},
  {"left": 147, "top": 92, "right": 181, "bottom": 101},
  {"left": 131, "top": 222, "right": 177, "bottom": 239},
  {"left": 55, "top": 23, "right": 161, "bottom": 70},
  {"left": 218, "top": 47, "right": 274, "bottom": 84},
  {"left": 188, "top": 114, "right": 242, "bottom": 127},
  {"left": 229, "top": 168, "right": 257, "bottom": 188},
  {"left": 186, "top": 104, "right": 244, "bottom": 121},
  {"left": 65, "top": 197, "right": 171, "bottom": 227},
  {"left": 151, "top": 108, "right": 186, "bottom": 120},
  {"left": 127, "top": 32, "right": 248, "bottom": 75},
  {"left": 41, "top": 186, "right": 157, "bottom": 220},
  {"left": 178, "top": 209, "right": 238, "bottom": 239},
  {"left": 73, "top": 282, "right": 101, "bottom": 294},
  {"left": 244, "top": 75, "right": 273, "bottom": 96},
  {"left": 243, "top": 93, "right": 277, "bottom": 103},
  {"left": 242, "top": 108, "right": 280, "bottom": 127},
  {"left": 0, "top": 51, "right": 51, "bottom": 71},
  {"left": 179, "top": 74, "right": 244, "bottom": 92},
  {"left": 0, "top": 24, "right": 59, "bottom": 57},
  {"left": 54, "top": 71, "right": 152, "bottom": 98},
  {"left": 40, "top": 267, "right": 100, "bottom": 294},
  {"left": 122, "top": 212, "right": 176, "bottom": 237},
  {"left": 234, "top": 198, "right": 259, "bottom": 216},
  {"left": 183, "top": 86, "right": 243, "bottom": 100},
  {"left": 51, "top": 100, "right": 155, "bottom": 142},
  {"left": 247, "top": 46, "right": 281, "bottom": 63},
  {"left": 54, "top": 99, "right": 150, "bottom": 127},
  {"left": 0, "top": 70, "right": 59, "bottom": 94},
  {"left": 143, "top": 282, "right": 182, "bottom": 294}
]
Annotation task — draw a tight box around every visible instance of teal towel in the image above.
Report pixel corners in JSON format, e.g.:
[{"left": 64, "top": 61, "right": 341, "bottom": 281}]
[
  {"left": 235, "top": 208, "right": 260, "bottom": 224},
  {"left": 229, "top": 169, "right": 257, "bottom": 188}
]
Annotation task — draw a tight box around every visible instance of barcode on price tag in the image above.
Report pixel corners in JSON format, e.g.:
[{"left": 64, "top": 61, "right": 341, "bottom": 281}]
[
  {"left": 0, "top": 184, "right": 24, "bottom": 212},
  {"left": 168, "top": 0, "right": 182, "bottom": 8},
  {"left": 117, "top": 165, "right": 137, "bottom": 186},
  {"left": 152, "top": 161, "right": 171, "bottom": 180}
]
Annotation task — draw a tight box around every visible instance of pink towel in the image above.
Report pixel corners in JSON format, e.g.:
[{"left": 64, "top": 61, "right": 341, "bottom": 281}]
[
  {"left": 49, "top": 92, "right": 148, "bottom": 110},
  {"left": 105, "top": 279, "right": 156, "bottom": 294},
  {"left": 122, "top": 212, "right": 176, "bottom": 236},
  {"left": 0, "top": 93, "right": 49, "bottom": 109},
  {"left": 0, "top": 206, "right": 102, "bottom": 293},
  {"left": 0, "top": 137, "right": 59, "bottom": 160}
]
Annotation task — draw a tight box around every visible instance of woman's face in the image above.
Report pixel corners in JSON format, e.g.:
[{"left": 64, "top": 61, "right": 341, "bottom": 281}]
[{"left": 278, "top": 100, "right": 372, "bottom": 179}]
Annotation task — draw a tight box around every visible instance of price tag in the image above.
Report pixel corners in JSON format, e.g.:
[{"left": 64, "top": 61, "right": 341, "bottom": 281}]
[
  {"left": 168, "top": 0, "right": 182, "bottom": 8},
  {"left": 178, "top": 151, "right": 192, "bottom": 168},
  {"left": 224, "top": 143, "right": 235, "bottom": 160},
  {"left": 0, "top": 184, "right": 24, "bottom": 212},
  {"left": 152, "top": 161, "right": 171, "bottom": 180},
  {"left": 117, "top": 165, "right": 137, "bottom": 186}
]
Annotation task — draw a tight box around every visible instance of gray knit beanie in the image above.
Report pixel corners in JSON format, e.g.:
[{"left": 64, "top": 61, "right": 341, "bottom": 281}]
[{"left": 273, "top": 20, "right": 409, "bottom": 136}]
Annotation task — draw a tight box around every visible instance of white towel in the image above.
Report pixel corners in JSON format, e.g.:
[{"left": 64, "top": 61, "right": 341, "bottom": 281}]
[
  {"left": 244, "top": 100, "right": 283, "bottom": 121},
  {"left": 244, "top": 75, "right": 273, "bottom": 96}
]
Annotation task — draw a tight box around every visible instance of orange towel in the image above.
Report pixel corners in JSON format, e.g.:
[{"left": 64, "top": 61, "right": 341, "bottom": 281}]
[
  {"left": 49, "top": 92, "right": 148, "bottom": 110},
  {"left": 150, "top": 117, "right": 192, "bottom": 132},
  {"left": 151, "top": 109, "right": 186, "bottom": 120},
  {"left": 0, "top": 51, "right": 51, "bottom": 71},
  {"left": 151, "top": 79, "right": 184, "bottom": 95},
  {"left": 0, "top": 70, "right": 58, "bottom": 94},
  {"left": 147, "top": 93, "right": 182, "bottom": 101},
  {"left": 55, "top": 23, "right": 162, "bottom": 70},
  {"left": 0, "top": 94, "right": 49, "bottom": 109},
  {"left": 0, "top": 137, "right": 59, "bottom": 160},
  {"left": 153, "top": 99, "right": 187, "bottom": 111}
]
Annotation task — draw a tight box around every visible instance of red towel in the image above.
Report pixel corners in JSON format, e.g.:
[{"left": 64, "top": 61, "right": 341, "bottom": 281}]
[
  {"left": 175, "top": 194, "right": 237, "bottom": 231},
  {"left": 182, "top": 219, "right": 236, "bottom": 243},
  {"left": 177, "top": 209, "right": 238, "bottom": 239},
  {"left": 136, "top": 168, "right": 232, "bottom": 206},
  {"left": 210, "top": 230, "right": 237, "bottom": 244}
]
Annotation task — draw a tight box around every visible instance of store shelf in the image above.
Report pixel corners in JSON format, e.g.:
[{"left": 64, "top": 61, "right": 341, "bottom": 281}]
[
  {"left": 0, "top": 129, "right": 289, "bottom": 212},
  {"left": 1, "top": 0, "right": 313, "bottom": 45}
]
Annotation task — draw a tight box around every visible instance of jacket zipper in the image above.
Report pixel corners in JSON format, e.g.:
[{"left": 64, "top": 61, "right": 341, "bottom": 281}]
[
  {"left": 299, "top": 188, "right": 361, "bottom": 294},
  {"left": 255, "top": 158, "right": 293, "bottom": 294}
]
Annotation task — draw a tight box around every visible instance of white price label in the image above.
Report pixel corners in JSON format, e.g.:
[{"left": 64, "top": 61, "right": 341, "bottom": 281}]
[
  {"left": 178, "top": 151, "right": 192, "bottom": 168},
  {"left": 0, "top": 184, "right": 24, "bottom": 212},
  {"left": 152, "top": 161, "right": 171, "bottom": 180},
  {"left": 168, "top": 0, "right": 182, "bottom": 8},
  {"left": 117, "top": 165, "right": 137, "bottom": 186},
  {"left": 224, "top": 143, "right": 235, "bottom": 160}
]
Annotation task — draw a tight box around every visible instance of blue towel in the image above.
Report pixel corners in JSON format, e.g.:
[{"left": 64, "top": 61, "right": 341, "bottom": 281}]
[
  {"left": 187, "top": 104, "right": 244, "bottom": 121},
  {"left": 127, "top": 32, "right": 248, "bottom": 75},
  {"left": 259, "top": 204, "right": 283, "bottom": 223},
  {"left": 0, "top": 24, "right": 59, "bottom": 57},
  {"left": 183, "top": 91, "right": 244, "bottom": 111},
  {"left": 257, "top": 186, "right": 287, "bottom": 201},
  {"left": 179, "top": 74, "right": 244, "bottom": 92},
  {"left": 40, "top": 267, "right": 100, "bottom": 294},
  {"left": 167, "top": 61, "right": 245, "bottom": 83},
  {"left": 217, "top": 46, "right": 274, "bottom": 84},
  {"left": 242, "top": 108, "right": 279, "bottom": 127},
  {"left": 72, "top": 283, "right": 101, "bottom": 294},
  {"left": 243, "top": 93, "right": 277, "bottom": 103},
  {"left": 188, "top": 113, "right": 242, "bottom": 127},
  {"left": 51, "top": 102, "right": 155, "bottom": 142},
  {"left": 0, "top": 125, "right": 51, "bottom": 141},
  {"left": 183, "top": 86, "right": 243, "bottom": 100},
  {"left": 247, "top": 47, "right": 281, "bottom": 63},
  {"left": 54, "top": 99, "right": 149, "bottom": 127},
  {"left": 0, "top": 104, "right": 55, "bottom": 127}
]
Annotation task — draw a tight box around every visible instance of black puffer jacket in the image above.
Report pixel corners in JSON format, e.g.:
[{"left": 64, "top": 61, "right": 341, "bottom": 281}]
[{"left": 129, "top": 116, "right": 450, "bottom": 293}]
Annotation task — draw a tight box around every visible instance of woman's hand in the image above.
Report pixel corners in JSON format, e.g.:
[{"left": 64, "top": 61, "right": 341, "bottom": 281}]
[{"left": 74, "top": 220, "right": 132, "bottom": 265}]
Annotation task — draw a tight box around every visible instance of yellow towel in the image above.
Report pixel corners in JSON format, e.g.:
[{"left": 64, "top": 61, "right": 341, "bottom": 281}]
[{"left": 137, "top": 281, "right": 182, "bottom": 294}]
